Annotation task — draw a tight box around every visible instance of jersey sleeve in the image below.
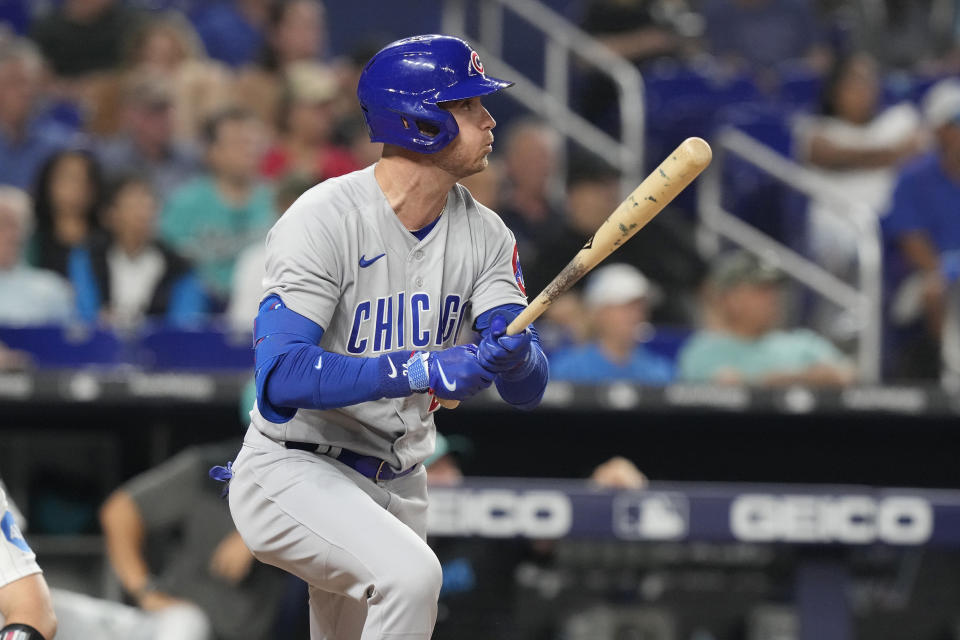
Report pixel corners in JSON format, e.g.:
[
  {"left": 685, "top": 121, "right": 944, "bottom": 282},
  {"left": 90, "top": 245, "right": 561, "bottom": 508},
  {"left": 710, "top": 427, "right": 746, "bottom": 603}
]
[
  {"left": 261, "top": 192, "right": 344, "bottom": 330},
  {"left": 469, "top": 204, "right": 528, "bottom": 317},
  {"left": 0, "top": 485, "right": 41, "bottom": 588}
]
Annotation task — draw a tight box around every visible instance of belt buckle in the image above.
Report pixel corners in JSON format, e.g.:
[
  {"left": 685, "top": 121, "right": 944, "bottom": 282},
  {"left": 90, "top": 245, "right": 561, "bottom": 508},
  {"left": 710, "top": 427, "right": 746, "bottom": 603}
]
[{"left": 375, "top": 460, "right": 388, "bottom": 482}]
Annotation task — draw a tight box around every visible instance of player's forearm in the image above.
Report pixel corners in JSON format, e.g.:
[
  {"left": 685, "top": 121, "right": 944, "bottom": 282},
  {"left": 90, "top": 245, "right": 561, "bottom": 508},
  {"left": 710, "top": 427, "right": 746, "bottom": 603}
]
[
  {"left": 0, "top": 574, "right": 57, "bottom": 640},
  {"left": 808, "top": 134, "right": 913, "bottom": 170},
  {"left": 99, "top": 491, "right": 153, "bottom": 597},
  {"left": 261, "top": 344, "right": 410, "bottom": 414},
  {"left": 899, "top": 233, "right": 941, "bottom": 272}
]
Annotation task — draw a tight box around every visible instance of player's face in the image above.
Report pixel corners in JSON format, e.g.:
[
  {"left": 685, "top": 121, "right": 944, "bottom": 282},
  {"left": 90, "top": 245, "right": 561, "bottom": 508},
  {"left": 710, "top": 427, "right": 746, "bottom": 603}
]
[{"left": 434, "top": 97, "right": 496, "bottom": 179}]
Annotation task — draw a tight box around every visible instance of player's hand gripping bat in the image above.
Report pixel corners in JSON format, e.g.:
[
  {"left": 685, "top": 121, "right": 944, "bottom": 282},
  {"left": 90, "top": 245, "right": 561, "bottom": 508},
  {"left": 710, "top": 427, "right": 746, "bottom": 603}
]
[{"left": 437, "top": 136, "right": 713, "bottom": 410}]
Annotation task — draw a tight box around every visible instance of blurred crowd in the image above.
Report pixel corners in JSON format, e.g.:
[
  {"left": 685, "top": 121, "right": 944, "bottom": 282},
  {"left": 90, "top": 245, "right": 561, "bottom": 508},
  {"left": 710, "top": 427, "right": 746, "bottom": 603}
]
[{"left": 0, "top": 0, "right": 959, "bottom": 386}]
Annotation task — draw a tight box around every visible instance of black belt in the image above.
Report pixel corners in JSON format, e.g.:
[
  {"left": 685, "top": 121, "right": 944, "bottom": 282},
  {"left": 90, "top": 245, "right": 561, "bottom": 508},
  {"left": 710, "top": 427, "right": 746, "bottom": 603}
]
[{"left": 285, "top": 441, "right": 416, "bottom": 482}]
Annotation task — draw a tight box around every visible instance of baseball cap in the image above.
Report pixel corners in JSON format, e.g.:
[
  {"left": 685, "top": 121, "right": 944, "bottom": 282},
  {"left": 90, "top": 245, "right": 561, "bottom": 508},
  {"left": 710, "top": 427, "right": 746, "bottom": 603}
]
[
  {"left": 425, "top": 434, "right": 473, "bottom": 468},
  {"left": 583, "top": 263, "right": 654, "bottom": 309},
  {"left": 710, "top": 250, "right": 785, "bottom": 291},
  {"left": 923, "top": 78, "right": 960, "bottom": 130}
]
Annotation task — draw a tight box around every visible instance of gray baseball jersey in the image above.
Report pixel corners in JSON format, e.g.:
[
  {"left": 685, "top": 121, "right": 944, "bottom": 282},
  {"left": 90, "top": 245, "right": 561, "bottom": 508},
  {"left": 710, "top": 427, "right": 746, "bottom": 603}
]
[
  {"left": 251, "top": 164, "right": 526, "bottom": 469},
  {"left": 0, "top": 482, "right": 41, "bottom": 589}
]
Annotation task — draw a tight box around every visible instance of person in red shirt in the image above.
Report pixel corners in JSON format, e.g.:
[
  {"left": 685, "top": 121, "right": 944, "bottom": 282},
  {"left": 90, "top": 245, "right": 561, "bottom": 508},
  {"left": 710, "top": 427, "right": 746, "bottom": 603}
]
[{"left": 260, "top": 61, "right": 360, "bottom": 181}]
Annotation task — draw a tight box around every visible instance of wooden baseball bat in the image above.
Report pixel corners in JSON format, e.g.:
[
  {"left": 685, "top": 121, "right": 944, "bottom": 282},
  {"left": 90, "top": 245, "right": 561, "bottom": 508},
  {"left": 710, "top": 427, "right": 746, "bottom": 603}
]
[{"left": 438, "top": 136, "right": 713, "bottom": 409}]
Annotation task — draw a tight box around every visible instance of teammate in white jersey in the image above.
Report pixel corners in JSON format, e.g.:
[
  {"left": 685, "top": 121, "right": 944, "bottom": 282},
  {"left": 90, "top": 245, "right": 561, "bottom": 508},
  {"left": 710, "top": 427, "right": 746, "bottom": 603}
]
[
  {"left": 223, "top": 35, "right": 549, "bottom": 639},
  {"left": 0, "top": 482, "right": 57, "bottom": 640}
]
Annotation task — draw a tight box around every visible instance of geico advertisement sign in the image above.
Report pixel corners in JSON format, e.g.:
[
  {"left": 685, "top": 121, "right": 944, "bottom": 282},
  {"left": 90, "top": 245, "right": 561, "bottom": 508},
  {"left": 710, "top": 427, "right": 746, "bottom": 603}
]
[
  {"left": 428, "top": 489, "right": 572, "bottom": 538},
  {"left": 730, "top": 495, "right": 933, "bottom": 544}
]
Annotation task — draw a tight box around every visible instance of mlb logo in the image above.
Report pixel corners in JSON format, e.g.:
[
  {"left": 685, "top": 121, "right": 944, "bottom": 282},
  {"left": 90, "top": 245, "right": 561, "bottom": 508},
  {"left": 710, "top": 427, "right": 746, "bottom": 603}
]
[{"left": 612, "top": 492, "right": 689, "bottom": 541}]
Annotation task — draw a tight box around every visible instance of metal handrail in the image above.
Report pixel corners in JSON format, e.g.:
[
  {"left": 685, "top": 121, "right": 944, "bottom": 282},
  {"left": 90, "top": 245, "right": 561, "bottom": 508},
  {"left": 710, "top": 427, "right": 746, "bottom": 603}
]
[
  {"left": 441, "top": 0, "right": 644, "bottom": 194},
  {"left": 697, "top": 127, "right": 883, "bottom": 382}
]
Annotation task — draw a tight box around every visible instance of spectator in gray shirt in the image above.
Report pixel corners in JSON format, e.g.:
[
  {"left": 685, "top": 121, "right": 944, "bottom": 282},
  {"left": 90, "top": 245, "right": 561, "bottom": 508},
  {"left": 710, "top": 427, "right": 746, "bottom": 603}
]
[{"left": 99, "top": 440, "right": 286, "bottom": 640}]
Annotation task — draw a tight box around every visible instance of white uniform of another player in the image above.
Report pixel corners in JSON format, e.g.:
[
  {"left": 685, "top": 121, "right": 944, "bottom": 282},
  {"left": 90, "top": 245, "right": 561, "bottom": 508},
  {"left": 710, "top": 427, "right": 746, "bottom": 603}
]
[
  {"left": 0, "top": 484, "right": 40, "bottom": 597},
  {"left": 225, "top": 35, "right": 549, "bottom": 639},
  {"left": 0, "top": 481, "right": 58, "bottom": 640}
]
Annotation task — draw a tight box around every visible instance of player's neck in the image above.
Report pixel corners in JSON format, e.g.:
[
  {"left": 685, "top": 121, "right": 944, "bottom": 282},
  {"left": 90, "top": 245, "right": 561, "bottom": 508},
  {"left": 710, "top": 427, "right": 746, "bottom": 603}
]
[{"left": 375, "top": 156, "right": 453, "bottom": 231}]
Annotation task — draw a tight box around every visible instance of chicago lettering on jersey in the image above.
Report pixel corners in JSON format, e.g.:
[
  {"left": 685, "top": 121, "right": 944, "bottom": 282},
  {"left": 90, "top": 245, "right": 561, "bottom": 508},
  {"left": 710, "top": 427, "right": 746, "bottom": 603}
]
[{"left": 346, "top": 293, "right": 467, "bottom": 354}]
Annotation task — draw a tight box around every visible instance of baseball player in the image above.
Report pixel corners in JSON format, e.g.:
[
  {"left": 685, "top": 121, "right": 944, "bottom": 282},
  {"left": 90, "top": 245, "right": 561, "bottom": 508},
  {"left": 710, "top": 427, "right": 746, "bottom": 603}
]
[
  {"left": 223, "top": 34, "right": 549, "bottom": 639},
  {"left": 0, "top": 481, "right": 57, "bottom": 640}
]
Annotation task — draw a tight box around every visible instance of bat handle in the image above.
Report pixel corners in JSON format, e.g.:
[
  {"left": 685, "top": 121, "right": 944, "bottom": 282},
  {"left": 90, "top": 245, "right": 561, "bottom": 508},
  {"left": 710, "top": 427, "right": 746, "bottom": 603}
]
[{"left": 437, "top": 396, "right": 460, "bottom": 409}]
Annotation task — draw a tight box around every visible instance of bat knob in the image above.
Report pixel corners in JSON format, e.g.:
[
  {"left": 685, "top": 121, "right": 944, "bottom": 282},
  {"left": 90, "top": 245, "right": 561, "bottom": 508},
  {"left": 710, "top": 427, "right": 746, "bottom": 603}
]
[{"left": 679, "top": 137, "right": 713, "bottom": 171}]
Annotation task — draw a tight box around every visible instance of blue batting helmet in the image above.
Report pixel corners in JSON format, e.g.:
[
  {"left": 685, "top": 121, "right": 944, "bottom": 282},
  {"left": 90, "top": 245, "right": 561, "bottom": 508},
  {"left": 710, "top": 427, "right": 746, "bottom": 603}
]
[{"left": 357, "top": 34, "right": 513, "bottom": 154}]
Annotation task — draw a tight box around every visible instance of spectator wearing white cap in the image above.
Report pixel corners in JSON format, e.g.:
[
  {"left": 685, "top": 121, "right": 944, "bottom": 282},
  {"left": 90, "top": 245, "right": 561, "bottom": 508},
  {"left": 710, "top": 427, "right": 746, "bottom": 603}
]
[
  {"left": 678, "top": 251, "right": 854, "bottom": 386},
  {"left": 548, "top": 263, "right": 674, "bottom": 384},
  {"left": 882, "top": 78, "right": 960, "bottom": 379}
]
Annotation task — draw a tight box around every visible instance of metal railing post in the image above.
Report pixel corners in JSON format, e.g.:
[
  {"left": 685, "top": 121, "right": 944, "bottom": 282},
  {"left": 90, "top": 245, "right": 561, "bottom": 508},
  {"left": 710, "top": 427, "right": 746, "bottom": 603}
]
[
  {"left": 441, "top": 0, "right": 644, "bottom": 195},
  {"left": 700, "top": 128, "right": 884, "bottom": 383}
]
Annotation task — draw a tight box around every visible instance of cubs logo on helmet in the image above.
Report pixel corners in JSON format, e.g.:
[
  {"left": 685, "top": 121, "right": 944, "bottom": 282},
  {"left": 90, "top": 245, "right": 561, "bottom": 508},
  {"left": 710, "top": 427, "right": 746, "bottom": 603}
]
[{"left": 470, "top": 50, "right": 484, "bottom": 76}]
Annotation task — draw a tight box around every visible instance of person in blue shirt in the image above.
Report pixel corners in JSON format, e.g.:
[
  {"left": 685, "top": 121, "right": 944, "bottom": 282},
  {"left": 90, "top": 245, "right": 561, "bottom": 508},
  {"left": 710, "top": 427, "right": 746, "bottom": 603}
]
[
  {"left": 0, "top": 38, "right": 75, "bottom": 190},
  {"left": 190, "top": 0, "right": 268, "bottom": 68},
  {"left": 550, "top": 263, "right": 674, "bottom": 385},
  {"left": 882, "top": 78, "right": 960, "bottom": 379}
]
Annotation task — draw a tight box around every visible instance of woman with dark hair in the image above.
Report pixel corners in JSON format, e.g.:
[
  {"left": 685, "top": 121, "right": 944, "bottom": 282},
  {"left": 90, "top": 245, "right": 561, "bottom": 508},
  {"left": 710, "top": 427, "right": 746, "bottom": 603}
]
[
  {"left": 259, "top": 0, "right": 325, "bottom": 72},
  {"left": 31, "top": 148, "right": 106, "bottom": 277},
  {"left": 70, "top": 174, "right": 208, "bottom": 328},
  {"left": 794, "top": 52, "right": 925, "bottom": 340}
]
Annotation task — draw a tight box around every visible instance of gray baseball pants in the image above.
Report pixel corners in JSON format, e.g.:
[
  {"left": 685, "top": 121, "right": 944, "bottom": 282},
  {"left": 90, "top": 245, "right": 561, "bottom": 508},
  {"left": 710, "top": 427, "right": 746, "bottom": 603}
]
[{"left": 228, "top": 426, "right": 441, "bottom": 639}]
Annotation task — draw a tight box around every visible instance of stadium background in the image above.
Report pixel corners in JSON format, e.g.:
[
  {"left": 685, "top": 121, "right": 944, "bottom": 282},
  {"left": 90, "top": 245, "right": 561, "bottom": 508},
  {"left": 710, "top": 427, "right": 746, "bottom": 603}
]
[{"left": 1, "top": 1, "right": 960, "bottom": 639}]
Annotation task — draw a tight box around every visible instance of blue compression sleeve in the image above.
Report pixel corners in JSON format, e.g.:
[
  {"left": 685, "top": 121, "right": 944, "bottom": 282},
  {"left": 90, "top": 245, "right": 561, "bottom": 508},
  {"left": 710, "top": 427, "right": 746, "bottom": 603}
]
[
  {"left": 475, "top": 304, "right": 549, "bottom": 410},
  {"left": 254, "top": 296, "right": 410, "bottom": 423}
]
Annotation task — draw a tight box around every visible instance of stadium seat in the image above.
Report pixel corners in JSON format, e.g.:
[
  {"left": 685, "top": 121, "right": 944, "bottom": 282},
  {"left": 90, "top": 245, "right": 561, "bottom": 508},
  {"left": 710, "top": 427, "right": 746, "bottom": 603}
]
[
  {"left": 137, "top": 326, "right": 253, "bottom": 370},
  {"left": 0, "top": 326, "right": 126, "bottom": 368}
]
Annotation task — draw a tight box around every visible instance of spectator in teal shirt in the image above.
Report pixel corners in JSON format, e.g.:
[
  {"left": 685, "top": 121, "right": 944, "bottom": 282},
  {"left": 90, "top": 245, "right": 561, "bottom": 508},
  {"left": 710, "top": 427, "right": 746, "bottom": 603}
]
[
  {"left": 550, "top": 263, "right": 674, "bottom": 384},
  {"left": 160, "top": 107, "right": 274, "bottom": 305},
  {"left": 679, "top": 251, "right": 855, "bottom": 386}
]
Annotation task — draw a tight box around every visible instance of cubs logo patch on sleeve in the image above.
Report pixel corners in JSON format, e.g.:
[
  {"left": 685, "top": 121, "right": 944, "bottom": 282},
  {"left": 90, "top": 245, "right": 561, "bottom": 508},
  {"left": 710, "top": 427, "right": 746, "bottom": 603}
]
[{"left": 512, "top": 244, "right": 527, "bottom": 296}]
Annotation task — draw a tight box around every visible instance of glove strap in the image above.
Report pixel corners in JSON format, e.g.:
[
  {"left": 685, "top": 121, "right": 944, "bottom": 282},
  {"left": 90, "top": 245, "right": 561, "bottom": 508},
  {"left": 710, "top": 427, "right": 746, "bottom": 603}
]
[{"left": 406, "top": 352, "right": 430, "bottom": 392}]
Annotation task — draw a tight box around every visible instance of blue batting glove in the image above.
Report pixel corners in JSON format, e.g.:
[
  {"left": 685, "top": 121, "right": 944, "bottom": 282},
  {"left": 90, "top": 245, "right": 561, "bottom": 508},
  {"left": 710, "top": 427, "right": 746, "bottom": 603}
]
[
  {"left": 478, "top": 314, "right": 533, "bottom": 374},
  {"left": 406, "top": 344, "right": 494, "bottom": 400}
]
